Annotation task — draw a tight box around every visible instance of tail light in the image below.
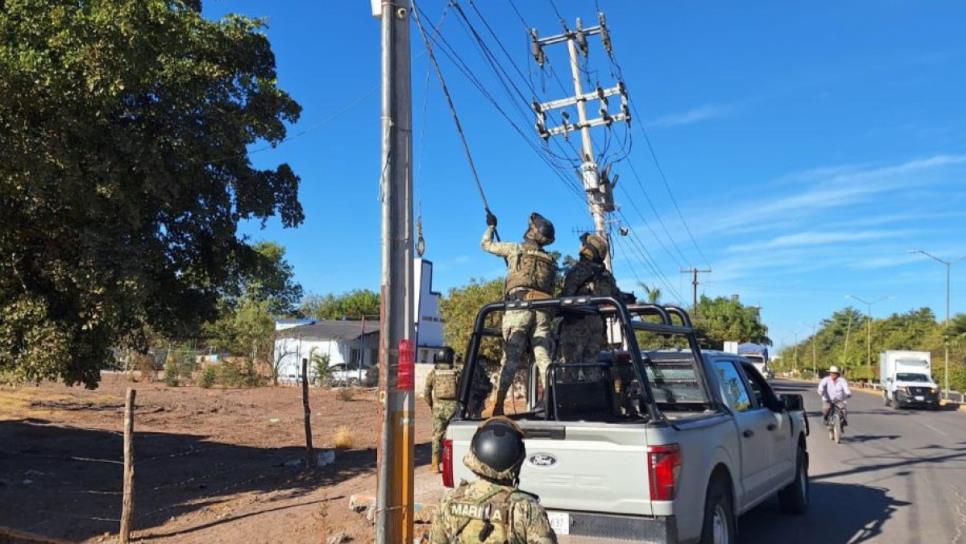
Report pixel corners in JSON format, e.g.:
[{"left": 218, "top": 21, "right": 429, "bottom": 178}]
[
  {"left": 647, "top": 443, "right": 681, "bottom": 501},
  {"left": 442, "top": 438, "right": 454, "bottom": 488}
]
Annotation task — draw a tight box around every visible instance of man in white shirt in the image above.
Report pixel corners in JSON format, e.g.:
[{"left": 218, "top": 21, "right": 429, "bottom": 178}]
[{"left": 817, "top": 365, "right": 852, "bottom": 426}]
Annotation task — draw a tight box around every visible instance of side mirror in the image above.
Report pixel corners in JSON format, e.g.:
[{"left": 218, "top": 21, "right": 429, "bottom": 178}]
[{"left": 779, "top": 393, "right": 804, "bottom": 412}]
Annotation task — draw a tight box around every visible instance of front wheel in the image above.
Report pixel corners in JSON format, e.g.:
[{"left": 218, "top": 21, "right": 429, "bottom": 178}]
[
  {"left": 883, "top": 391, "right": 891, "bottom": 407},
  {"left": 778, "top": 443, "right": 809, "bottom": 514},
  {"left": 832, "top": 413, "right": 842, "bottom": 444},
  {"left": 699, "top": 477, "right": 736, "bottom": 544}
]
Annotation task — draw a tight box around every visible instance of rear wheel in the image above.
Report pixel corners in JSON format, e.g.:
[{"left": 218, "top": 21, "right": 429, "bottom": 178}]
[
  {"left": 832, "top": 413, "right": 842, "bottom": 444},
  {"left": 778, "top": 443, "right": 809, "bottom": 514},
  {"left": 699, "top": 476, "right": 736, "bottom": 544},
  {"left": 883, "top": 392, "right": 891, "bottom": 407}
]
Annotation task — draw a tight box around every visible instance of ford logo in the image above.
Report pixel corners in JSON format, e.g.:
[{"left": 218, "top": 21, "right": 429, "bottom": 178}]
[{"left": 529, "top": 453, "right": 557, "bottom": 467}]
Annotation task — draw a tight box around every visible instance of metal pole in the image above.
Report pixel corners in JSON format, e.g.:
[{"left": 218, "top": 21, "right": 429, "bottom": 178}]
[
  {"left": 812, "top": 326, "right": 817, "bottom": 377},
  {"left": 946, "top": 261, "right": 951, "bottom": 396},
  {"left": 376, "top": 0, "right": 415, "bottom": 541},
  {"left": 565, "top": 25, "right": 611, "bottom": 271}
]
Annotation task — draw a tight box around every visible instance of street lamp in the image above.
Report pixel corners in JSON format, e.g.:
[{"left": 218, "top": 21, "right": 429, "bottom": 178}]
[
  {"left": 909, "top": 250, "right": 966, "bottom": 397},
  {"left": 846, "top": 294, "right": 893, "bottom": 374}
]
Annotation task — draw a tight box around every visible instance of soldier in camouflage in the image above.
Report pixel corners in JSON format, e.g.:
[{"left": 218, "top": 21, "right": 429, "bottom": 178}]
[
  {"left": 425, "top": 347, "right": 461, "bottom": 473},
  {"left": 464, "top": 355, "right": 494, "bottom": 419},
  {"left": 426, "top": 418, "right": 557, "bottom": 543},
  {"left": 481, "top": 212, "right": 557, "bottom": 416},
  {"left": 558, "top": 233, "right": 618, "bottom": 364}
]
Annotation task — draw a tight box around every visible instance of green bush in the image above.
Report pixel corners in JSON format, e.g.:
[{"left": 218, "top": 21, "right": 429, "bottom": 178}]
[
  {"left": 163, "top": 358, "right": 180, "bottom": 387},
  {"left": 199, "top": 367, "right": 216, "bottom": 388}
]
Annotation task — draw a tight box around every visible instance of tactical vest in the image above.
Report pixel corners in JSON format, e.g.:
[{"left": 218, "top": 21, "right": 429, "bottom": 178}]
[
  {"left": 434, "top": 367, "right": 459, "bottom": 401},
  {"left": 505, "top": 248, "right": 556, "bottom": 298},
  {"left": 450, "top": 486, "right": 514, "bottom": 543},
  {"left": 576, "top": 264, "right": 617, "bottom": 297}
]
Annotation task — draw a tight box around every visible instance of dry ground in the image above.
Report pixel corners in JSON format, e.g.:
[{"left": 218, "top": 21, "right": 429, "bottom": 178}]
[{"left": 0, "top": 373, "right": 447, "bottom": 543}]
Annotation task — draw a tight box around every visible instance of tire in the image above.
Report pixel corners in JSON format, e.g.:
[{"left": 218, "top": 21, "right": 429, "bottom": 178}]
[
  {"left": 832, "top": 414, "right": 842, "bottom": 444},
  {"left": 778, "top": 443, "right": 809, "bottom": 514},
  {"left": 883, "top": 392, "right": 890, "bottom": 407},
  {"left": 699, "top": 476, "right": 736, "bottom": 544}
]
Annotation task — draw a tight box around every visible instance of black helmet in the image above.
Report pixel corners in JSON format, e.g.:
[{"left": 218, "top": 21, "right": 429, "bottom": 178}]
[
  {"left": 526, "top": 212, "right": 555, "bottom": 246},
  {"left": 465, "top": 418, "right": 526, "bottom": 481},
  {"left": 433, "top": 347, "right": 455, "bottom": 366}
]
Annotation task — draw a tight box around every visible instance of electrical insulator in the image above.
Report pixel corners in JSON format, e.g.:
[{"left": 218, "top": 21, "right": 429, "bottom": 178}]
[
  {"left": 530, "top": 29, "right": 545, "bottom": 66},
  {"left": 599, "top": 12, "right": 612, "bottom": 53}
]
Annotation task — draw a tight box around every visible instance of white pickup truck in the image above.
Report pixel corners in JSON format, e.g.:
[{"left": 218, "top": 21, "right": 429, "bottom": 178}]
[{"left": 443, "top": 297, "right": 809, "bottom": 543}]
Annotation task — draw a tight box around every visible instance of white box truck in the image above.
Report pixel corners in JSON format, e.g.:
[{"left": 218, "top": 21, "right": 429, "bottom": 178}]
[{"left": 880, "top": 350, "right": 940, "bottom": 410}]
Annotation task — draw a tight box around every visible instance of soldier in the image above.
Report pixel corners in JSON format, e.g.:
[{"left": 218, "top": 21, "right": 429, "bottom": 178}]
[
  {"left": 482, "top": 211, "right": 557, "bottom": 416},
  {"left": 426, "top": 418, "right": 557, "bottom": 543},
  {"left": 558, "top": 233, "right": 618, "bottom": 365},
  {"left": 424, "top": 347, "right": 460, "bottom": 473}
]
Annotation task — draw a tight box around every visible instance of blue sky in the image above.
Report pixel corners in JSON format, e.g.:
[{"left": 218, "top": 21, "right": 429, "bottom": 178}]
[{"left": 203, "top": 1, "right": 966, "bottom": 349}]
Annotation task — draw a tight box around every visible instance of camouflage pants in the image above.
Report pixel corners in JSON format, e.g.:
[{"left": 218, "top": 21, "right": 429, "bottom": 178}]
[
  {"left": 498, "top": 309, "right": 553, "bottom": 401},
  {"left": 558, "top": 316, "right": 605, "bottom": 365},
  {"left": 431, "top": 401, "right": 457, "bottom": 460}
]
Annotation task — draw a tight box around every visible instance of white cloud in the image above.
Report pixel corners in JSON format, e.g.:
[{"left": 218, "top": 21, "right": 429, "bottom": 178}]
[
  {"left": 649, "top": 104, "right": 732, "bottom": 128},
  {"left": 727, "top": 229, "right": 910, "bottom": 253}
]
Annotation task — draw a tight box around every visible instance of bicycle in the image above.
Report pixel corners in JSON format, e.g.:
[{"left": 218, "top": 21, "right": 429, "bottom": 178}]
[{"left": 824, "top": 401, "right": 846, "bottom": 444}]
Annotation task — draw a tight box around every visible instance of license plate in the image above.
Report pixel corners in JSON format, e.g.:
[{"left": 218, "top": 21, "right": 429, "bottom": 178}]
[
  {"left": 915, "top": 395, "right": 924, "bottom": 401},
  {"left": 547, "top": 511, "right": 570, "bottom": 535}
]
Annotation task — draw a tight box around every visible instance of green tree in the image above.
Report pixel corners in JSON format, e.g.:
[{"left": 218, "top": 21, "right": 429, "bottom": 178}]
[
  {"left": 439, "top": 278, "right": 505, "bottom": 362},
  {"left": 233, "top": 242, "right": 303, "bottom": 316},
  {"left": 205, "top": 298, "right": 274, "bottom": 364},
  {"left": 637, "top": 283, "right": 662, "bottom": 304},
  {"left": 300, "top": 289, "right": 380, "bottom": 320},
  {"left": 0, "top": 1, "right": 302, "bottom": 388},
  {"left": 693, "top": 295, "right": 770, "bottom": 349}
]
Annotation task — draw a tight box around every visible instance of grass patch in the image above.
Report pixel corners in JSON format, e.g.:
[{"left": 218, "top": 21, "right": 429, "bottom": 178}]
[{"left": 332, "top": 425, "right": 354, "bottom": 449}]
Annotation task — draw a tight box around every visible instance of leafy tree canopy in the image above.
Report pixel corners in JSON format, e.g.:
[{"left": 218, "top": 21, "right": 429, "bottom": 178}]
[
  {"left": 228, "top": 241, "right": 303, "bottom": 316},
  {"left": 439, "top": 278, "right": 504, "bottom": 363},
  {"left": 0, "top": 0, "right": 302, "bottom": 387},
  {"left": 693, "top": 295, "right": 771, "bottom": 349},
  {"left": 300, "top": 289, "right": 381, "bottom": 321}
]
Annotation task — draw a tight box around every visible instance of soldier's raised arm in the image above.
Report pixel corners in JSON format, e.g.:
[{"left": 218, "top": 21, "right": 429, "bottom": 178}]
[{"left": 481, "top": 225, "right": 517, "bottom": 257}]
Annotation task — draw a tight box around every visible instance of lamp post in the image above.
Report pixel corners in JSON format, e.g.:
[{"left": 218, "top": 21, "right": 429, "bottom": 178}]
[
  {"left": 846, "top": 294, "right": 893, "bottom": 376},
  {"left": 909, "top": 250, "right": 966, "bottom": 397}
]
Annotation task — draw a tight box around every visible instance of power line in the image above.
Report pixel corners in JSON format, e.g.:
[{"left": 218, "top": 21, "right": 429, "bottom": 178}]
[
  {"left": 623, "top": 157, "right": 692, "bottom": 266},
  {"left": 616, "top": 183, "right": 686, "bottom": 269}
]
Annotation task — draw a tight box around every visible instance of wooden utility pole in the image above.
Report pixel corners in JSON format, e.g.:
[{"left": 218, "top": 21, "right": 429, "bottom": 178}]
[
  {"left": 301, "top": 357, "right": 315, "bottom": 468},
  {"left": 119, "top": 388, "right": 136, "bottom": 543},
  {"left": 530, "top": 13, "right": 629, "bottom": 271},
  {"left": 681, "top": 268, "right": 712, "bottom": 317},
  {"left": 373, "top": 0, "right": 416, "bottom": 541}
]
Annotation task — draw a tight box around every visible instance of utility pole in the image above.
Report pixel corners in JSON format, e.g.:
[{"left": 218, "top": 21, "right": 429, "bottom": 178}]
[
  {"left": 681, "top": 268, "right": 712, "bottom": 317},
  {"left": 847, "top": 294, "right": 892, "bottom": 372},
  {"left": 373, "top": 0, "right": 415, "bottom": 541},
  {"left": 910, "top": 250, "right": 965, "bottom": 398},
  {"left": 530, "top": 13, "right": 630, "bottom": 271}
]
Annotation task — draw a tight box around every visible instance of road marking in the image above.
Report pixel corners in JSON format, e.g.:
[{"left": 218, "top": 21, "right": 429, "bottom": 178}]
[{"left": 925, "top": 423, "right": 949, "bottom": 437}]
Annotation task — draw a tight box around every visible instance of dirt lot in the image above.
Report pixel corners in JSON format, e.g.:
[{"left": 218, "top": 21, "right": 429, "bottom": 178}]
[{"left": 0, "top": 373, "right": 446, "bottom": 543}]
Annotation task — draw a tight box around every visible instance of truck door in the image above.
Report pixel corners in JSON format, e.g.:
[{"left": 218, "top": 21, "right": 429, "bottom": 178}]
[
  {"left": 740, "top": 361, "right": 795, "bottom": 487},
  {"left": 713, "top": 359, "right": 774, "bottom": 507}
]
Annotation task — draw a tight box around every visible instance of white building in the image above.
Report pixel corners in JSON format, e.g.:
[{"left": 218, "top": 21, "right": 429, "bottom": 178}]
[
  {"left": 274, "top": 258, "right": 445, "bottom": 383},
  {"left": 273, "top": 320, "right": 378, "bottom": 382}
]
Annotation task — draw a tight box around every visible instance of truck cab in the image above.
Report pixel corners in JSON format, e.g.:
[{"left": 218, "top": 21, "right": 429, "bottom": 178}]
[{"left": 443, "top": 296, "right": 809, "bottom": 542}]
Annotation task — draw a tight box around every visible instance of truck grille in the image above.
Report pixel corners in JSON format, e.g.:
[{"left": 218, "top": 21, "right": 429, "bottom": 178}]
[{"left": 909, "top": 386, "right": 934, "bottom": 396}]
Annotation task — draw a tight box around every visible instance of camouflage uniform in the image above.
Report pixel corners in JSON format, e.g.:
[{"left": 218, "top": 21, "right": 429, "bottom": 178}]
[
  {"left": 558, "top": 255, "right": 618, "bottom": 365},
  {"left": 425, "top": 364, "right": 460, "bottom": 468},
  {"left": 427, "top": 425, "right": 557, "bottom": 543},
  {"left": 481, "top": 224, "right": 557, "bottom": 414}
]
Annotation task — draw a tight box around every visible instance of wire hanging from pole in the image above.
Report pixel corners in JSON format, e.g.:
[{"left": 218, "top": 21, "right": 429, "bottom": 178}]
[{"left": 412, "top": 0, "right": 492, "bottom": 216}]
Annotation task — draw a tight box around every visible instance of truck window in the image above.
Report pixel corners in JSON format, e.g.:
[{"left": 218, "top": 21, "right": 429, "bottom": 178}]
[{"left": 714, "top": 361, "right": 752, "bottom": 412}]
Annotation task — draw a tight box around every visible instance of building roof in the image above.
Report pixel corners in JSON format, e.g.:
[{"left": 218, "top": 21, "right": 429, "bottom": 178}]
[{"left": 276, "top": 320, "right": 378, "bottom": 341}]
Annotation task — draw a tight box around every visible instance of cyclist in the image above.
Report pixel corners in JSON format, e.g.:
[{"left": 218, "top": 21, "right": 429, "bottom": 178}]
[{"left": 818, "top": 365, "right": 852, "bottom": 427}]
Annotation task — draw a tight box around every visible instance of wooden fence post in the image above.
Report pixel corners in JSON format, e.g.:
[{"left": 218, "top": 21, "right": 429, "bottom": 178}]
[
  {"left": 119, "top": 388, "right": 136, "bottom": 543},
  {"left": 301, "top": 358, "right": 316, "bottom": 468}
]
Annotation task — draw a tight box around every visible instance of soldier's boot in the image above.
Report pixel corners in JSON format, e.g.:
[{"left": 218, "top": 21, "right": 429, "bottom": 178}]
[{"left": 431, "top": 453, "right": 440, "bottom": 473}]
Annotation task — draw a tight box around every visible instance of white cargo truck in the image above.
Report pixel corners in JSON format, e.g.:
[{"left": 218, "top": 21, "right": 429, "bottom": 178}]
[{"left": 880, "top": 350, "right": 940, "bottom": 410}]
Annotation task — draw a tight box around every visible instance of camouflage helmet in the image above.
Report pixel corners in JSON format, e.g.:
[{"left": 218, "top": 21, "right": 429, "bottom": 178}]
[
  {"left": 462, "top": 417, "right": 526, "bottom": 483},
  {"left": 525, "top": 212, "right": 555, "bottom": 246},
  {"left": 581, "top": 233, "right": 609, "bottom": 262}
]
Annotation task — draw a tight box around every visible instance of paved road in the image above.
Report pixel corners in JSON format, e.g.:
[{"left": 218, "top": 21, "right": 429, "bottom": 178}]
[{"left": 740, "top": 379, "right": 966, "bottom": 543}]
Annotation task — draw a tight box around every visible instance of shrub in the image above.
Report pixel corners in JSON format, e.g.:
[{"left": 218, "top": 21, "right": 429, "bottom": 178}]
[
  {"left": 163, "top": 358, "right": 180, "bottom": 387},
  {"left": 332, "top": 426, "right": 354, "bottom": 449},
  {"left": 336, "top": 387, "right": 354, "bottom": 402},
  {"left": 199, "top": 367, "right": 217, "bottom": 388}
]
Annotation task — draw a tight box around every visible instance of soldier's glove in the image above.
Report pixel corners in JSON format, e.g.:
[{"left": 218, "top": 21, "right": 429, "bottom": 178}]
[{"left": 486, "top": 210, "right": 498, "bottom": 227}]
